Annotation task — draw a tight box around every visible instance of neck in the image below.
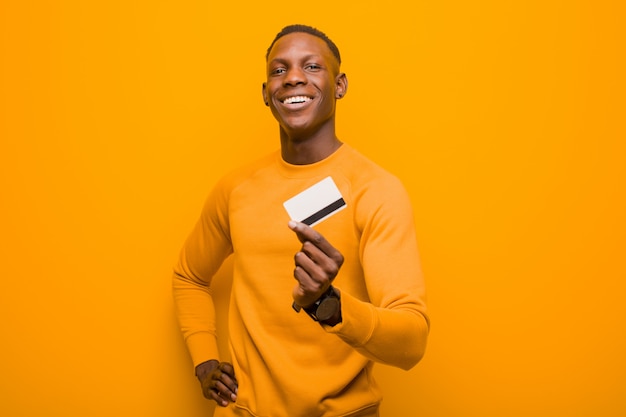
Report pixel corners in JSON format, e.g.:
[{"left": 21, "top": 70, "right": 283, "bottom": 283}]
[{"left": 280, "top": 128, "right": 342, "bottom": 165}]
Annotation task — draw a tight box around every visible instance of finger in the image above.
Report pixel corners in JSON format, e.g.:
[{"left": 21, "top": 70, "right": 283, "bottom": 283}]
[
  {"left": 288, "top": 221, "right": 343, "bottom": 265},
  {"left": 218, "top": 362, "right": 238, "bottom": 384},
  {"left": 293, "top": 263, "right": 327, "bottom": 307},
  {"left": 216, "top": 363, "right": 238, "bottom": 400},
  {"left": 199, "top": 364, "right": 238, "bottom": 405},
  {"left": 288, "top": 221, "right": 331, "bottom": 251},
  {"left": 217, "top": 363, "right": 238, "bottom": 393},
  {"left": 210, "top": 389, "right": 230, "bottom": 407},
  {"left": 292, "top": 282, "right": 319, "bottom": 308},
  {"left": 293, "top": 260, "right": 320, "bottom": 290},
  {"left": 288, "top": 221, "right": 327, "bottom": 247},
  {"left": 294, "top": 249, "right": 317, "bottom": 273},
  {"left": 214, "top": 379, "right": 237, "bottom": 402},
  {"left": 300, "top": 241, "right": 342, "bottom": 275},
  {"left": 288, "top": 221, "right": 309, "bottom": 244},
  {"left": 216, "top": 379, "right": 238, "bottom": 402},
  {"left": 294, "top": 251, "right": 330, "bottom": 288},
  {"left": 204, "top": 378, "right": 235, "bottom": 406},
  {"left": 201, "top": 378, "right": 226, "bottom": 405},
  {"left": 296, "top": 242, "right": 343, "bottom": 288}
]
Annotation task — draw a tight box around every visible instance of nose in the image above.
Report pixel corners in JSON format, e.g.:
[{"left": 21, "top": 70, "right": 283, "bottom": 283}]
[{"left": 284, "top": 67, "right": 306, "bottom": 87}]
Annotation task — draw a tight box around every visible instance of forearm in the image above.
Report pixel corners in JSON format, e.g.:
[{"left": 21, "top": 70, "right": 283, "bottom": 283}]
[
  {"left": 172, "top": 189, "right": 233, "bottom": 367},
  {"left": 324, "top": 290, "right": 429, "bottom": 370},
  {"left": 172, "top": 271, "right": 221, "bottom": 367}
]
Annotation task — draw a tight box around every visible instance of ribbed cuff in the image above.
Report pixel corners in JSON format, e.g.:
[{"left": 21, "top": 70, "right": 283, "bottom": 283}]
[
  {"left": 322, "top": 289, "right": 376, "bottom": 346},
  {"left": 186, "top": 331, "right": 221, "bottom": 368}
]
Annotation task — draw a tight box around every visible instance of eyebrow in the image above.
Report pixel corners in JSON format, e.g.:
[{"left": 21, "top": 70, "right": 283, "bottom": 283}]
[{"left": 268, "top": 54, "right": 324, "bottom": 65}]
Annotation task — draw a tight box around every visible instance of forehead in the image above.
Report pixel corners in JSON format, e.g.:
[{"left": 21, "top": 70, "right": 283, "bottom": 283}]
[{"left": 267, "top": 32, "right": 337, "bottom": 65}]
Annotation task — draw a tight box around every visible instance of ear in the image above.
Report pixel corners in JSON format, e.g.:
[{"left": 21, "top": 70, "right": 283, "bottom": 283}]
[
  {"left": 262, "top": 83, "right": 269, "bottom": 106},
  {"left": 335, "top": 73, "right": 348, "bottom": 99}
]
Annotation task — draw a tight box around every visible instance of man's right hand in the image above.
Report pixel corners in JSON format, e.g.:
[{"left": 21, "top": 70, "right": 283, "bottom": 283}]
[{"left": 195, "top": 360, "right": 238, "bottom": 407}]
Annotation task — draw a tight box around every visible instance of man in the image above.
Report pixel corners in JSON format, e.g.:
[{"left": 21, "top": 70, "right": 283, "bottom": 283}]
[{"left": 173, "top": 24, "right": 429, "bottom": 417}]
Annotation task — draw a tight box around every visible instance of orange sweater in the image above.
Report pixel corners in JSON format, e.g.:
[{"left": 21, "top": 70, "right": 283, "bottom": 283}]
[{"left": 173, "top": 144, "right": 429, "bottom": 417}]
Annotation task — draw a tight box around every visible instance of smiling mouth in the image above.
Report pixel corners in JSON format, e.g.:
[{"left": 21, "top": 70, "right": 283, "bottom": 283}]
[{"left": 281, "top": 96, "right": 313, "bottom": 104}]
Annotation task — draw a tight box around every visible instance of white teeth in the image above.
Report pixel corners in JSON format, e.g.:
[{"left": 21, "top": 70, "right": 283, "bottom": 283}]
[{"left": 283, "top": 96, "right": 312, "bottom": 104}]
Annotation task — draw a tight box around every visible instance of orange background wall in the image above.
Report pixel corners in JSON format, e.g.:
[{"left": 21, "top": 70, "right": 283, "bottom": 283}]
[{"left": 1, "top": 1, "right": 625, "bottom": 416}]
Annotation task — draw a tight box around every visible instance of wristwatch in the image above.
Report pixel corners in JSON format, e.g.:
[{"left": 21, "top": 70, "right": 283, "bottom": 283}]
[{"left": 292, "top": 286, "right": 341, "bottom": 322}]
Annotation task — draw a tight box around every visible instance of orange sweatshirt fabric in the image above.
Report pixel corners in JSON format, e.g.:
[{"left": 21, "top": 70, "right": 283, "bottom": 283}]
[{"left": 173, "top": 144, "right": 429, "bottom": 417}]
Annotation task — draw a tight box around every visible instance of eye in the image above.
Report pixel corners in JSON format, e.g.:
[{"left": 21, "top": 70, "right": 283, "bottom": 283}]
[
  {"left": 305, "top": 64, "right": 322, "bottom": 71},
  {"left": 270, "top": 67, "right": 286, "bottom": 76}
]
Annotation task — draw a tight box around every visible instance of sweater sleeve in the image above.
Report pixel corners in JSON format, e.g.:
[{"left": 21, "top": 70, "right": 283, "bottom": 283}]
[
  {"left": 172, "top": 181, "right": 233, "bottom": 368},
  {"left": 324, "top": 177, "right": 429, "bottom": 370}
]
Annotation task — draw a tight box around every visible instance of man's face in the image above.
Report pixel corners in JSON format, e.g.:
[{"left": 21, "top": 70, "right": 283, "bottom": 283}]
[{"left": 263, "top": 32, "right": 347, "bottom": 139}]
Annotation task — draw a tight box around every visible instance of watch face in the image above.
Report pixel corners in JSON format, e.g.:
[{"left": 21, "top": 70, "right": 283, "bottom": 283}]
[{"left": 316, "top": 297, "right": 340, "bottom": 321}]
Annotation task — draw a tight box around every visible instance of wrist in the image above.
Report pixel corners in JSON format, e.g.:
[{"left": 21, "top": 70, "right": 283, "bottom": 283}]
[{"left": 302, "top": 286, "right": 342, "bottom": 325}]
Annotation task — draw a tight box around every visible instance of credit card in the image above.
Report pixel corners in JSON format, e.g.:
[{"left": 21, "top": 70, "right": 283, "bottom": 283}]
[{"left": 283, "top": 176, "right": 346, "bottom": 226}]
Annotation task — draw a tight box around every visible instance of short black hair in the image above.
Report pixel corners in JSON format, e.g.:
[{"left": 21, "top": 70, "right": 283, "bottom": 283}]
[{"left": 266, "top": 24, "right": 341, "bottom": 65}]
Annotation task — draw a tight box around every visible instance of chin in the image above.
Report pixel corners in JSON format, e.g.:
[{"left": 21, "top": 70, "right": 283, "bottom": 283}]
[{"left": 280, "top": 119, "right": 314, "bottom": 136}]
